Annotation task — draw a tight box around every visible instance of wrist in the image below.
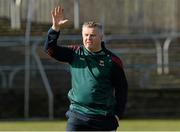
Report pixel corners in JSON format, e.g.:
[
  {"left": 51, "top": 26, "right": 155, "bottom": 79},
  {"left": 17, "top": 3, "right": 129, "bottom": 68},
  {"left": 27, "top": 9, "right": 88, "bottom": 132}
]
[{"left": 52, "top": 25, "right": 60, "bottom": 32}]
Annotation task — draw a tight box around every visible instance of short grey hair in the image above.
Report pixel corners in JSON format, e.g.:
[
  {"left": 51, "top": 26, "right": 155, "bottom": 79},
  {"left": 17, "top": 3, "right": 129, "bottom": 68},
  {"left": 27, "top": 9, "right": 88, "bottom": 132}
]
[{"left": 82, "top": 21, "right": 103, "bottom": 33}]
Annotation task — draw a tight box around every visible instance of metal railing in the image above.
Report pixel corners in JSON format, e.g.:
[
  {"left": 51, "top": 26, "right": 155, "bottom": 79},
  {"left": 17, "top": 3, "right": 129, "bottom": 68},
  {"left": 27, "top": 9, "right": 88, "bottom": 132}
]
[
  {"left": 0, "top": 32, "right": 180, "bottom": 119},
  {"left": 58, "top": 32, "right": 180, "bottom": 74},
  {"left": 0, "top": 36, "right": 54, "bottom": 120}
]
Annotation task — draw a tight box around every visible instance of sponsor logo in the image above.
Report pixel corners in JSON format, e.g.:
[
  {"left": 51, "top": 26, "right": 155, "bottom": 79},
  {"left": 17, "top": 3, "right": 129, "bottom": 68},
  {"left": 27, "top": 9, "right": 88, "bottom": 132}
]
[
  {"left": 80, "top": 57, "right": 85, "bottom": 60},
  {"left": 99, "top": 60, "right": 104, "bottom": 66}
]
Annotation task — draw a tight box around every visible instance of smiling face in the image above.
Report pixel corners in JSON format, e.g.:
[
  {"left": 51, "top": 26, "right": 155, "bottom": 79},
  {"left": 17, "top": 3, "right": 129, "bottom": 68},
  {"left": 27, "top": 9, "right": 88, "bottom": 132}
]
[{"left": 82, "top": 22, "right": 103, "bottom": 52}]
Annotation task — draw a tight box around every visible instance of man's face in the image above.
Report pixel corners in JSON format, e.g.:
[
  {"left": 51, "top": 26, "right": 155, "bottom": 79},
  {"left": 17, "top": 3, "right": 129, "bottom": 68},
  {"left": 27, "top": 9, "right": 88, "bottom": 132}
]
[{"left": 82, "top": 27, "right": 103, "bottom": 52}]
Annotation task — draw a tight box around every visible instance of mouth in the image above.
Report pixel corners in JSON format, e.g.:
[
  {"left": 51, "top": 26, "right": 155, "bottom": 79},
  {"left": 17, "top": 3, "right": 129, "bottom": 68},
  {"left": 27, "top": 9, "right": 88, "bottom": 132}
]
[{"left": 86, "top": 42, "right": 93, "bottom": 44}]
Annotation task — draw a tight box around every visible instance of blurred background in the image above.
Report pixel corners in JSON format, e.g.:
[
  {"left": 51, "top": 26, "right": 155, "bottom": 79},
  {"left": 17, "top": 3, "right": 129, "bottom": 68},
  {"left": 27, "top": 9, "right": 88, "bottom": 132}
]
[{"left": 0, "top": 0, "right": 180, "bottom": 122}]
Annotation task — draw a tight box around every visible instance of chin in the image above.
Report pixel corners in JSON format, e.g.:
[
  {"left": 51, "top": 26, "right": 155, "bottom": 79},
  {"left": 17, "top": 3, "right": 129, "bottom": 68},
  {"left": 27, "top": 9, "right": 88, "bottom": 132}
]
[
  {"left": 85, "top": 45, "right": 92, "bottom": 48},
  {"left": 85, "top": 47, "right": 93, "bottom": 52}
]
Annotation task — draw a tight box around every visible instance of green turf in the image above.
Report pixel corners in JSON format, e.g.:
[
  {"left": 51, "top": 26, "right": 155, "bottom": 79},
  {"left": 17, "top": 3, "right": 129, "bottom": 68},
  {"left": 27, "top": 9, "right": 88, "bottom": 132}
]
[
  {"left": 119, "top": 119, "right": 180, "bottom": 131},
  {"left": 0, "top": 119, "right": 180, "bottom": 131}
]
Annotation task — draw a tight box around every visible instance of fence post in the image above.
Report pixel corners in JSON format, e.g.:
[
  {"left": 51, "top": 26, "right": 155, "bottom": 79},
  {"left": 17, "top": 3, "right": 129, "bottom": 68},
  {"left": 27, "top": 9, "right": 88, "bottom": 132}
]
[
  {"left": 24, "top": 0, "right": 34, "bottom": 119},
  {"left": 74, "top": 0, "right": 80, "bottom": 29}
]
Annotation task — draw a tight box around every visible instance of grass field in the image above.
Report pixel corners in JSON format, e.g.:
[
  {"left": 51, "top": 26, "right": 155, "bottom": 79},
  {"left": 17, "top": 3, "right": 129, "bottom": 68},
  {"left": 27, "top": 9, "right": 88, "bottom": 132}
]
[{"left": 0, "top": 119, "right": 180, "bottom": 131}]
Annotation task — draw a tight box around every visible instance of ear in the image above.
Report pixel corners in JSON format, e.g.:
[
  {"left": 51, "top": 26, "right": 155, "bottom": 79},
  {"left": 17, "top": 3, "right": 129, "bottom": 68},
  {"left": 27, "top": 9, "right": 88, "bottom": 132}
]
[{"left": 82, "top": 28, "right": 84, "bottom": 36}]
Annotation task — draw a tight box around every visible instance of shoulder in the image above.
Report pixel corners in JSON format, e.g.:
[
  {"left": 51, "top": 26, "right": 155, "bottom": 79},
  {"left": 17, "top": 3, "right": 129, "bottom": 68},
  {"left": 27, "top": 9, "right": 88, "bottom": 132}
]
[
  {"left": 105, "top": 49, "right": 123, "bottom": 67},
  {"left": 68, "top": 45, "right": 80, "bottom": 50},
  {"left": 67, "top": 45, "right": 85, "bottom": 57},
  {"left": 67, "top": 44, "right": 82, "bottom": 52},
  {"left": 111, "top": 53, "right": 123, "bottom": 68}
]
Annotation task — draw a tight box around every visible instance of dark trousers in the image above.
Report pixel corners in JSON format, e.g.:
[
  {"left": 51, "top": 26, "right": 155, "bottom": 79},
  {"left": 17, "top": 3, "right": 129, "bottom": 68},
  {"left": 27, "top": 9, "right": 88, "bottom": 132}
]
[{"left": 66, "top": 110, "right": 119, "bottom": 131}]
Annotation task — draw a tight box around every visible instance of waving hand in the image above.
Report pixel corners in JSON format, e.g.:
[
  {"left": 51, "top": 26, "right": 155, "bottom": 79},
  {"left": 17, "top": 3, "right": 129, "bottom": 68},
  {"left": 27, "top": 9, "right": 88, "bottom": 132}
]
[{"left": 51, "top": 5, "right": 68, "bottom": 31}]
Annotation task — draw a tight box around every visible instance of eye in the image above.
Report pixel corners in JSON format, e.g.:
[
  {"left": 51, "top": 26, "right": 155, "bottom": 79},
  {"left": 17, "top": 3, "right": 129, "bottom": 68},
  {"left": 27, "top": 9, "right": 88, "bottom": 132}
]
[{"left": 91, "top": 34, "right": 96, "bottom": 37}]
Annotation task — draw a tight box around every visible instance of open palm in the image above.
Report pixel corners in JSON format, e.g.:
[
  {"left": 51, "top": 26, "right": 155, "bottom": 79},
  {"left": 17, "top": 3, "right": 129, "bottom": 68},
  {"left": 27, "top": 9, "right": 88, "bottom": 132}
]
[{"left": 51, "top": 5, "right": 68, "bottom": 31}]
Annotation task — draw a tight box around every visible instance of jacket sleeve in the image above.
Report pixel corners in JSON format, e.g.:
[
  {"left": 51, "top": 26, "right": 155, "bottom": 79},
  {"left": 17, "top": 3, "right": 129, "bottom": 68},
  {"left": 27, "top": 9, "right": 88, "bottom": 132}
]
[
  {"left": 44, "top": 28, "right": 75, "bottom": 63},
  {"left": 111, "top": 55, "right": 128, "bottom": 119}
]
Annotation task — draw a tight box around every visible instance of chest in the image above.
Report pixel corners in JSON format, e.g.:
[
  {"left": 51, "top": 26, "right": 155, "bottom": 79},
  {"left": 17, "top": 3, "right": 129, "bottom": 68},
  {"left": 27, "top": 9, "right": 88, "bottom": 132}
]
[{"left": 71, "top": 53, "right": 112, "bottom": 80}]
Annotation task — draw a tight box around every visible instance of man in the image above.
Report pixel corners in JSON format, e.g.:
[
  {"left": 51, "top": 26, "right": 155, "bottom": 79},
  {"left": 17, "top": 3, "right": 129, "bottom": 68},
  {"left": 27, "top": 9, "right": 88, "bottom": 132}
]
[{"left": 44, "top": 5, "right": 128, "bottom": 131}]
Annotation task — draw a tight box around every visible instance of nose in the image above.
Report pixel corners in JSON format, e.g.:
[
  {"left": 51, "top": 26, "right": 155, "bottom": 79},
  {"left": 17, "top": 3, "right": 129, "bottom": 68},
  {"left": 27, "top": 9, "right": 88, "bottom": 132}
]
[{"left": 87, "top": 35, "right": 92, "bottom": 40}]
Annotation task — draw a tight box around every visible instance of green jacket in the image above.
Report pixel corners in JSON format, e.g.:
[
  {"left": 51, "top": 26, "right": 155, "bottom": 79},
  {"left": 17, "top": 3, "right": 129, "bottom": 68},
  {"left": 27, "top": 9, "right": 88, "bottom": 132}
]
[{"left": 44, "top": 28, "right": 128, "bottom": 119}]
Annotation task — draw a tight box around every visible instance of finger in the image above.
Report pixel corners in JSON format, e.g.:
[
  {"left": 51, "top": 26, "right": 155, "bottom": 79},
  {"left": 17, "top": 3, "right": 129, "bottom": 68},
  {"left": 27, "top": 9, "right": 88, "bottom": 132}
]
[
  {"left": 59, "top": 19, "right": 68, "bottom": 25},
  {"left": 62, "top": 19, "right": 68, "bottom": 23},
  {"left": 57, "top": 5, "right": 60, "bottom": 14},
  {"left": 51, "top": 8, "right": 55, "bottom": 17},
  {"left": 59, "top": 5, "right": 64, "bottom": 14},
  {"left": 55, "top": 7, "right": 58, "bottom": 16}
]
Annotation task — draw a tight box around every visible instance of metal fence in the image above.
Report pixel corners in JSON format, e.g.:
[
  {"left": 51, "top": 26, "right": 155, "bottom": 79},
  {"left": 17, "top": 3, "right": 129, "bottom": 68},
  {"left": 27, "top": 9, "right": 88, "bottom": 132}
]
[
  {"left": 0, "top": 0, "right": 180, "bottom": 120},
  {"left": 0, "top": 33, "right": 180, "bottom": 119}
]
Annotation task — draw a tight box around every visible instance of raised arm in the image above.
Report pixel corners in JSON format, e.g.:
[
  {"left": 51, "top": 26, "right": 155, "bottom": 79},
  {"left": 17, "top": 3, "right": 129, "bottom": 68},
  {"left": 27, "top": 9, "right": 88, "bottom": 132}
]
[
  {"left": 44, "top": 5, "right": 75, "bottom": 63},
  {"left": 51, "top": 5, "right": 68, "bottom": 31}
]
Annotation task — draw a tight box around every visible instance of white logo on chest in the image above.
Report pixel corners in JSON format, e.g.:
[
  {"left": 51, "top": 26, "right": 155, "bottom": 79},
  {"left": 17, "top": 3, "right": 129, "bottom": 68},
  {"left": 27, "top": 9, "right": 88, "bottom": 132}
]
[
  {"left": 80, "top": 57, "right": 85, "bottom": 60},
  {"left": 99, "top": 60, "right": 105, "bottom": 66}
]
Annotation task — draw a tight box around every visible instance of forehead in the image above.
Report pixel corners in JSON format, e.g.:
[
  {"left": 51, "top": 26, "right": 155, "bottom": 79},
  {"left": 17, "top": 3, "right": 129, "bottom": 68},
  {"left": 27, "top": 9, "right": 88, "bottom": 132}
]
[{"left": 82, "top": 27, "right": 99, "bottom": 34}]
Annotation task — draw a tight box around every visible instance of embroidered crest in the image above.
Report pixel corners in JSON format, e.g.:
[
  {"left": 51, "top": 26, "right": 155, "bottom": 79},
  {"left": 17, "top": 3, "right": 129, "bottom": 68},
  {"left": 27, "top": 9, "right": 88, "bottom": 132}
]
[
  {"left": 80, "top": 57, "right": 85, "bottom": 60},
  {"left": 99, "top": 60, "right": 104, "bottom": 66}
]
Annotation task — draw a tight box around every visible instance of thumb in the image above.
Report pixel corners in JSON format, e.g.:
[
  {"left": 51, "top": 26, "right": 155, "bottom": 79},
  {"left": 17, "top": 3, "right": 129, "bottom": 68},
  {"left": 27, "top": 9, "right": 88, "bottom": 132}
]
[{"left": 59, "top": 19, "right": 68, "bottom": 25}]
